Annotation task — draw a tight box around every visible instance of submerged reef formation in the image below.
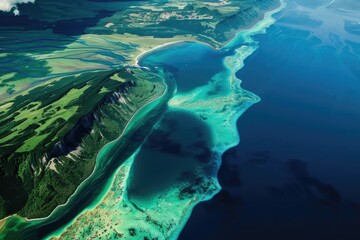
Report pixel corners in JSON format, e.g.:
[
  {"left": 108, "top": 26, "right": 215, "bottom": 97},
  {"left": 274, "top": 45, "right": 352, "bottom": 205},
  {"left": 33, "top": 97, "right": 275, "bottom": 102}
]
[
  {"left": 44, "top": 3, "right": 285, "bottom": 239},
  {"left": 0, "top": 0, "right": 284, "bottom": 239},
  {"left": 0, "top": 0, "right": 281, "bottom": 221}
]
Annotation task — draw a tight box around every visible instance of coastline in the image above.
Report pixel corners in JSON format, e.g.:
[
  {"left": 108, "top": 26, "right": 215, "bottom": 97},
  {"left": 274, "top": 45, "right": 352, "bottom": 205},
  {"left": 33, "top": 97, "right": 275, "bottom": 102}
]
[
  {"left": 224, "top": 0, "right": 286, "bottom": 50},
  {"left": 0, "top": 39, "right": 179, "bottom": 227},
  {"left": 52, "top": 1, "right": 287, "bottom": 238},
  {"left": 0, "top": 0, "right": 285, "bottom": 235},
  {"left": 43, "top": 73, "right": 171, "bottom": 239},
  {"left": 166, "top": 1, "right": 287, "bottom": 239},
  {"left": 134, "top": 41, "right": 185, "bottom": 67},
  {"left": 0, "top": 71, "right": 169, "bottom": 229}
]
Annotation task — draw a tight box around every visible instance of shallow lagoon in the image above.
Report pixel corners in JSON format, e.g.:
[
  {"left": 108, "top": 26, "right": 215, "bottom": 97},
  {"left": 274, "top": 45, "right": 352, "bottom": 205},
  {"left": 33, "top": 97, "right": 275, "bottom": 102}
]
[
  {"left": 47, "top": 5, "right": 287, "bottom": 238},
  {"left": 140, "top": 42, "right": 224, "bottom": 93},
  {"left": 39, "top": 6, "right": 286, "bottom": 235}
]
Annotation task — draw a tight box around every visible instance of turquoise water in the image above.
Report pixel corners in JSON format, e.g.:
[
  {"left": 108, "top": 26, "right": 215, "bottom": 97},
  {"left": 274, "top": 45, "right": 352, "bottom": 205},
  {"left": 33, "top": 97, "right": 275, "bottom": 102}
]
[
  {"left": 41, "top": 4, "right": 286, "bottom": 238},
  {"left": 42, "top": 6, "right": 284, "bottom": 236},
  {"left": 2, "top": 0, "right": 358, "bottom": 238},
  {"left": 127, "top": 110, "right": 214, "bottom": 209},
  {"left": 180, "top": 0, "right": 360, "bottom": 239},
  {"left": 0, "top": 69, "right": 174, "bottom": 239},
  {"left": 132, "top": 38, "right": 258, "bottom": 210},
  {"left": 1, "top": 2, "right": 286, "bottom": 239}
]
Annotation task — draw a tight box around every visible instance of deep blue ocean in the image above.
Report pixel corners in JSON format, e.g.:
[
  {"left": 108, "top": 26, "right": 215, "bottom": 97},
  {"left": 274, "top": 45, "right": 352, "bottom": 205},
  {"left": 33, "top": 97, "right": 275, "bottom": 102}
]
[
  {"left": 1, "top": 0, "right": 359, "bottom": 239},
  {"left": 180, "top": 0, "right": 360, "bottom": 239}
]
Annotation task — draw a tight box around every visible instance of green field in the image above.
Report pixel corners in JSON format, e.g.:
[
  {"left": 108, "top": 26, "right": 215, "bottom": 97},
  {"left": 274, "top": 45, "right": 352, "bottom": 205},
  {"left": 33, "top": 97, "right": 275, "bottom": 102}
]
[{"left": 0, "top": 68, "right": 166, "bottom": 218}]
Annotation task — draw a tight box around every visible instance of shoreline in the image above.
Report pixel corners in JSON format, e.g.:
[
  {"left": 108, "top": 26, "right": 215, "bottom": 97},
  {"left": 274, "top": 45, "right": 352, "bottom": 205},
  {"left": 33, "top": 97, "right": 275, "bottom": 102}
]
[
  {"left": 134, "top": 0, "right": 284, "bottom": 67},
  {"left": 0, "top": 71, "right": 168, "bottom": 225},
  {"left": 134, "top": 41, "right": 185, "bottom": 67},
  {"left": 165, "top": 1, "right": 287, "bottom": 239},
  {"left": 0, "top": 40, "right": 177, "bottom": 226},
  {"left": 44, "top": 72, "right": 170, "bottom": 239},
  {"left": 77, "top": 1, "right": 287, "bottom": 239},
  {"left": 0, "top": 0, "right": 285, "bottom": 233}
]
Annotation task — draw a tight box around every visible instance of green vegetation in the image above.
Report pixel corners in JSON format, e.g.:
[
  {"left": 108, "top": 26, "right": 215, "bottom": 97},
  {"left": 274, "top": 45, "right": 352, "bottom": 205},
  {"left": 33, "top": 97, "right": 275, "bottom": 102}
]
[
  {"left": 0, "top": 68, "right": 166, "bottom": 219},
  {"left": 0, "top": 0, "right": 280, "bottom": 99},
  {"left": 0, "top": 0, "right": 280, "bottom": 220},
  {"left": 90, "top": 0, "right": 281, "bottom": 47}
]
